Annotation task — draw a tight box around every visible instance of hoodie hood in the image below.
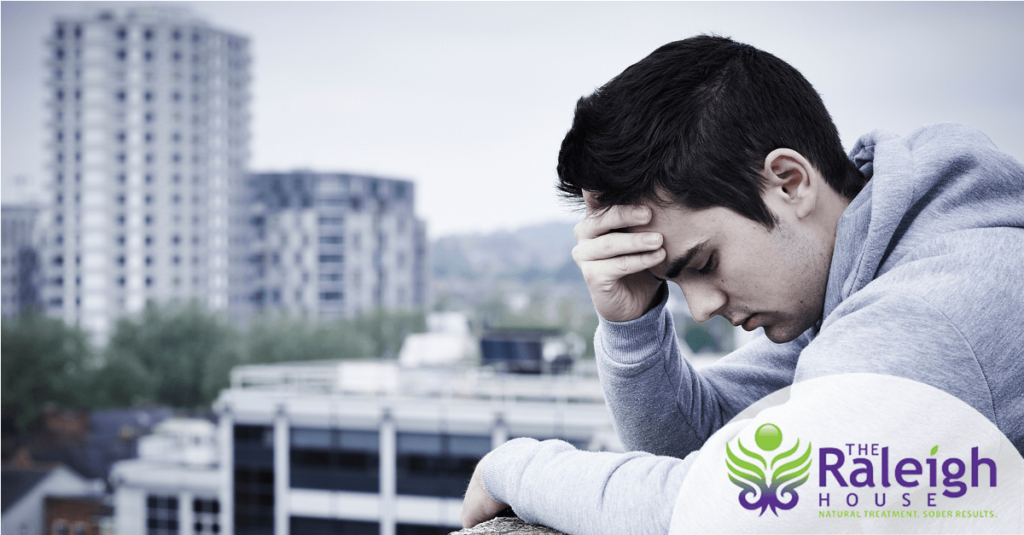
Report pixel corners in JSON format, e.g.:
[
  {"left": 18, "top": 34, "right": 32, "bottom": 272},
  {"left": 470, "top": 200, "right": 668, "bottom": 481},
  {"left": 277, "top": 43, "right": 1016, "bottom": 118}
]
[{"left": 823, "top": 122, "right": 1024, "bottom": 320}]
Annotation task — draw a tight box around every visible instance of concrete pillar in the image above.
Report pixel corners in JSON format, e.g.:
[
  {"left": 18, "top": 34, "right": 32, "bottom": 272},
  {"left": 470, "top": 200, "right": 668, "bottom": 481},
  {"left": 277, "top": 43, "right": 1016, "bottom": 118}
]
[
  {"left": 492, "top": 412, "right": 508, "bottom": 450},
  {"left": 219, "top": 409, "right": 233, "bottom": 535},
  {"left": 179, "top": 490, "right": 194, "bottom": 535},
  {"left": 275, "top": 407, "right": 290, "bottom": 535},
  {"left": 380, "top": 408, "right": 396, "bottom": 535}
]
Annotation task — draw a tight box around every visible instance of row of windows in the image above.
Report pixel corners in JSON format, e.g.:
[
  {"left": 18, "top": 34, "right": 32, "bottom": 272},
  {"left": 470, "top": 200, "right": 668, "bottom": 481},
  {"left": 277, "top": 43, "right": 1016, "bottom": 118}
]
[
  {"left": 56, "top": 172, "right": 208, "bottom": 185},
  {"left": 54, "top": 25, "right": 244, "bottom": 50},
  {"left": 55, "top": 150, "right": 226, "bottom": 167},
  {"left": 145, "top": 495, "right": 221, "bottom": 535},
  {"left": 57, "top": 24, "right": 210, "bottom": 44}
]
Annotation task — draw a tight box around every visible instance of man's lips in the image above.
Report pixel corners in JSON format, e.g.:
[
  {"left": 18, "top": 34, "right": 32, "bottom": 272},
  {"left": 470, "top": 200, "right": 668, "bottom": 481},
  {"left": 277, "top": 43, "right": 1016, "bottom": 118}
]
[{"left": 741, "top": 314, "right": 759, "bottom": 331}]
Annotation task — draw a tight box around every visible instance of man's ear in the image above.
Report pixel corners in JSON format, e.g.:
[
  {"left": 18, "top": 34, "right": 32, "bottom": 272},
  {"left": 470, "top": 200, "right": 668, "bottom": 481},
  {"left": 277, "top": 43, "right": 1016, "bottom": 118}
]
[{"left": 761, "top": 148, "right": 818, "bottom": 220}]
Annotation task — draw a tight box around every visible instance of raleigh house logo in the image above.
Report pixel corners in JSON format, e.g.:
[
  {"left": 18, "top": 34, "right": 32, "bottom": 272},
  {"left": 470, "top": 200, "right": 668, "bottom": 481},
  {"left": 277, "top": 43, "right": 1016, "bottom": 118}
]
[{"left": 726, "top": 423, "right": 813, "bottom": 516}]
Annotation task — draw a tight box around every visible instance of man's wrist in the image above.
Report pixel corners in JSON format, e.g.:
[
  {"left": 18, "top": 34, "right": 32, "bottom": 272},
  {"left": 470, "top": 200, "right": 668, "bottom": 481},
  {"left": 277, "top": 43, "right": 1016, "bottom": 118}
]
[
  {"left": 481, "top": 437, "right": 540, "bottom": 508},
  {"left": 596, "top": 288, "right": 671, "bottom": 366}
]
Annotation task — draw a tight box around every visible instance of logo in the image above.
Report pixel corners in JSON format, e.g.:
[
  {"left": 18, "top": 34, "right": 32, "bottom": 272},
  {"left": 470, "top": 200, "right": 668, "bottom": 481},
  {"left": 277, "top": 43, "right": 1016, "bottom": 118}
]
[{"left": 726, "top": 423, "right": 813, "bottom": 516}]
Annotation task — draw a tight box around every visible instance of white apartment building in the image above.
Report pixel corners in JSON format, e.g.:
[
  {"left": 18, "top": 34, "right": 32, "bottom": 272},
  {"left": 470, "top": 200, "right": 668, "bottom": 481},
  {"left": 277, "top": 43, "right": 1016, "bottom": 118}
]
[
  {"left": 41, "top": 6, "right": 249, "bottom": 341},
  {"left": 231, "top": 172, "right": 429, "bottom": 323}
]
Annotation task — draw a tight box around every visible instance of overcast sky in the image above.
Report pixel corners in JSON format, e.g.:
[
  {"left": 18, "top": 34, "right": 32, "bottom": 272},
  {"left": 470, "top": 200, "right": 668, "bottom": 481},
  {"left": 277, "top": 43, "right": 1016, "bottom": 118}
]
[{"left": 4, "top": 2, "right": 1023, "bottom": 238}]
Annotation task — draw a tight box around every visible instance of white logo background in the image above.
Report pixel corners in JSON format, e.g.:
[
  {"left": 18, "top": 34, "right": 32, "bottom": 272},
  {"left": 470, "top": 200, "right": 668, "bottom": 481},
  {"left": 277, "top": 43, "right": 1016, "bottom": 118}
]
[{"left": 669, "top": 373, "right": 1024, "bottom": 534}]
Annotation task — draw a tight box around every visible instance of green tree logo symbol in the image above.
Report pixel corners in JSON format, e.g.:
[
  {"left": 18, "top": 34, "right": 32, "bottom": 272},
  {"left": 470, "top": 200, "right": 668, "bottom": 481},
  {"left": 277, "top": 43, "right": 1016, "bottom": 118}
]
[{"left": 725, "top": 423, "right": 812, "bottom": 516}]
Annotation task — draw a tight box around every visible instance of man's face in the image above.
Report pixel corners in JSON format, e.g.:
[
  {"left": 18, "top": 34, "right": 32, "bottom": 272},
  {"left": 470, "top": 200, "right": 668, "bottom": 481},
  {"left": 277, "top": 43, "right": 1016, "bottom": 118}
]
[{"left": 631, "top": 201, "right": 833, "bottom": 343}]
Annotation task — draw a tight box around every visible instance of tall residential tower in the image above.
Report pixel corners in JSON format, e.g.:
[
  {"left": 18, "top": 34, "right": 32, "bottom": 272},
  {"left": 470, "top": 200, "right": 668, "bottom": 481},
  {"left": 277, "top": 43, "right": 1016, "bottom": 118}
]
[{"left": 42, "top": 7, "right": 249, "bottom": 341}]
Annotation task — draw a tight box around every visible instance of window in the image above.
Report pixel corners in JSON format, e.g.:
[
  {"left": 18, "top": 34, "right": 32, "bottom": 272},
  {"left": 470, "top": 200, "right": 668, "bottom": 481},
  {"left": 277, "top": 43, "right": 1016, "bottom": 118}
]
[
  {"left": 290, "top": 428, "right": 379, "bottom": 492},
  {"left": 234, "top": 425, "right": 274, "bottom": 535},
  {"left": 396, "top": 432, "right": 491, "bottom": 498},
  {"left": 396, "top": 525, "right": 455, "bottom": 535},
  {"left": 146, "top": 495, "right": 178, "bottom": 535},
  {"left": 289, "top": 518, "right": 377, "bottom": 535},
  {"left": 192, "top": 499, "right": 219, "bottom": 534}
]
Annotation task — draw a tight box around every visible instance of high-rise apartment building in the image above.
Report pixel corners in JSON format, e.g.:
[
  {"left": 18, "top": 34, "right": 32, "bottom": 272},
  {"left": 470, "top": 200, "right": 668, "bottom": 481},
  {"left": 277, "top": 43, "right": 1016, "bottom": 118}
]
[
  {"left": 42, "top": 7, "right": 249, "bottom": 341},
  {"left": 230, "top": 172, "right": 428, "bottom": 322}
]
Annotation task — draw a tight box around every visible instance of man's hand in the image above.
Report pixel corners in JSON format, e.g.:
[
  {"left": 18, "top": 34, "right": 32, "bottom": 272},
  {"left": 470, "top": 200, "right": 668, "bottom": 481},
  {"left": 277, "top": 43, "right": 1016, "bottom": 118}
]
[
  {"left": 572, "top": 193, "right": 666, "bottom": 322},
  {"left": 461, "top": 456, "right": 508, "bottom": 529}
]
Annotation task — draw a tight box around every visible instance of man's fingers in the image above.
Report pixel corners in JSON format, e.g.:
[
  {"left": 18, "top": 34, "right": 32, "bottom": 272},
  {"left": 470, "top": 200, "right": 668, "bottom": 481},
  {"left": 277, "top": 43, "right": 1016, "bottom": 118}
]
[
  {"left": 579, "top": 248, "right": 665, "bottom": 285},
  {"left": 574, "top": 204, "right": 652, "bottom": 241},
  {"left": 572, "top": 232, "right": 663, "bottom": 263}
]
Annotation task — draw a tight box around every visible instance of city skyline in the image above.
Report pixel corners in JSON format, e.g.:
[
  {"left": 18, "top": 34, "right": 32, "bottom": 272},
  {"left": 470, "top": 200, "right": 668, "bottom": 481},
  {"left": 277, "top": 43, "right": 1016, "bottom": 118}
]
[{"left": 5, "top": 2, "right": 1024, "bottom": 238}]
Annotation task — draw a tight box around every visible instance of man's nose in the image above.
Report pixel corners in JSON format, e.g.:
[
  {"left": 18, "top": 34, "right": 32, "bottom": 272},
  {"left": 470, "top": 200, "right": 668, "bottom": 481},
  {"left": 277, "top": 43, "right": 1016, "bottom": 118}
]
[{"left": 681, "top": 282, "right": 727, "bottom": 323}]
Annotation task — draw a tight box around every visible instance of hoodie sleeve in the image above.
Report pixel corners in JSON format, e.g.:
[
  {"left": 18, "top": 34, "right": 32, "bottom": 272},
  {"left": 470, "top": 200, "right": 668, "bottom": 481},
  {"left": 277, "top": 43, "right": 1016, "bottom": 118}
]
[
  {"left": 596, "top": 290, "right": 808, "bottom": 458},
  {"left": 482, "top": 437, "right": 694, "bottom": 535}
]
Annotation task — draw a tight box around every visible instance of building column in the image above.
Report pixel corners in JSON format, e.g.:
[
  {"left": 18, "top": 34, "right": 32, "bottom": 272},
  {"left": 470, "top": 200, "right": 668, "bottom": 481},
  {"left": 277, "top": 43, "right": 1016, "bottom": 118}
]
[
  {"left": 218, "top": 409, "right": 233, "bottom": 535},
  {"left": 275, "top": 406, "right": 290, "bottom": 535},
  {"left": 179, "top": 490, "right": 194, "bottom": 535},
  {"left": 380, "top": 409, "right": 396, "bottom": 535},
  {"left": 492, "top": 412, "right": 508, "bottom": 449}
]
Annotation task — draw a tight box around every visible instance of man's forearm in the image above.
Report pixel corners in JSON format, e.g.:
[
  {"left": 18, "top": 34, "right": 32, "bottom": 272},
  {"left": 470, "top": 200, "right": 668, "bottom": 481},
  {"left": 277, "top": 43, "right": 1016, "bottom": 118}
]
[{"left": 482, "top": 438, "right": 692, "bottom": 535}]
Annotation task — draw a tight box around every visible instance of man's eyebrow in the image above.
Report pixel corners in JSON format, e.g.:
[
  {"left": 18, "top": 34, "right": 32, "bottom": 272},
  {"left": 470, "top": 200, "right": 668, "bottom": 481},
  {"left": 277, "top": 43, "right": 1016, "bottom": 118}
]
[{"left": 652, "top": 240, "right": 709, "bottom": 281}]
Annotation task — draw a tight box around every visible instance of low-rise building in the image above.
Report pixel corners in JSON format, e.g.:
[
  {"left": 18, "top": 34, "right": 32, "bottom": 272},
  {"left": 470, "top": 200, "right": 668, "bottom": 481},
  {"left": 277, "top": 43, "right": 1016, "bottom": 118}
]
[{"left": 1, "top": 464, "right": 101, "bottom": 535}]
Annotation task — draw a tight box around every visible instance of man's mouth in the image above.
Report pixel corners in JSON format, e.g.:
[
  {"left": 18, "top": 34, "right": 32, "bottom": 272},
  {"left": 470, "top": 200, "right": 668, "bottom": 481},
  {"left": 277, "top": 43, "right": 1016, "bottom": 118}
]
[{"left": 741, "top": 314, "right": 759, "bottom": 331}]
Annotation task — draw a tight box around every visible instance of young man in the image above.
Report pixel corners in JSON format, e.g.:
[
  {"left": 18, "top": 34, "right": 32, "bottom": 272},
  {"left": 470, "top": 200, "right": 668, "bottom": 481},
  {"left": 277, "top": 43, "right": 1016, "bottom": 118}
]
[{"left": 461, "top": 36, "right": 1024, "bottom": 534}]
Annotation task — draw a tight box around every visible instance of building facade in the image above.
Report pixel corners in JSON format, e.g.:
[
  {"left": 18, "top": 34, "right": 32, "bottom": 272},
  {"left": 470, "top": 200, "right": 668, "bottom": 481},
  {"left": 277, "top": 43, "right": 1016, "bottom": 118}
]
[
  {"left": 110, "top": 360, "right": 623, "bottom": 535},
  {"left": 231, "top": 172, "right": 428, "bottom": 322},
  {"left": 42, "top": 6, "right": 249, "bottom": 341},
  {"left": 1, "top": 204, "right": 44, "bottom": 318},
  {"left": 217, "top": 361, "right": 616, "bottom": 535}
]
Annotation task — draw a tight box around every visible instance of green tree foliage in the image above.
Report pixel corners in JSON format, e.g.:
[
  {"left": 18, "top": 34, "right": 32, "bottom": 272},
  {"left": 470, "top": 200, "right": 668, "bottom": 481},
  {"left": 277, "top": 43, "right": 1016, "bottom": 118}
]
[
  {"left": 1, "top": 312, "right": 95, "bottom": 431},
  {"left": 94, "top": 304, "right": 426, "bottom": 408},
  {"left": 244, "top": 314, "right": 375, "bottom": 364},
  {"left": 352, "top": 309, "right": 428, "bottom": 359},
  {"left": 97, "top": 300, "right": 243, "bottom": 409},
  {"left": 3, "top": 303, "right": 429, "bottom": 419}
]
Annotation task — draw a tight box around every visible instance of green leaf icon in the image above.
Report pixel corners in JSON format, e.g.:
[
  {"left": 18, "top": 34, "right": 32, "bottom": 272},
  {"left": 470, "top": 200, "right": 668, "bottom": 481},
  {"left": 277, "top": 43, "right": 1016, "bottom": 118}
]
[{"left": 930, "top": 445, "right": 939, "bottom": 456}]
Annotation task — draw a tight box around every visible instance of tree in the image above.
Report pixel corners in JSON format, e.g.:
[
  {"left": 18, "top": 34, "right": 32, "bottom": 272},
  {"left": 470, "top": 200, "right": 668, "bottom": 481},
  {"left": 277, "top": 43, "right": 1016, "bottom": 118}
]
[
  {"left": 1, "top": 312, "right": 95, "bottom": 431},
  {"left": 352, "top": 309, "right": 427, "bottom": 359},
  {"left": 244, "top": 314, "right": 376, "bottom": 364},
  {"left": 97, "top": 300, "right": 242, "bottom": 409}
]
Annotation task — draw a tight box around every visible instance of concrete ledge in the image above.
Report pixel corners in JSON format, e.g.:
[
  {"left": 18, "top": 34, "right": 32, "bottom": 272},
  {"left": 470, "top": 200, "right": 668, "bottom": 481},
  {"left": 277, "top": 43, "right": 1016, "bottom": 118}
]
[{"left": 449, "top": 517, "right": 566, "bottom": 535}]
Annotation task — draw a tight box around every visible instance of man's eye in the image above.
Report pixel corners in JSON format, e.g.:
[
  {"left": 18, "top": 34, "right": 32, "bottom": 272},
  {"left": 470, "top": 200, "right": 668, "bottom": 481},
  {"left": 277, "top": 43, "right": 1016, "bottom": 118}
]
[{"left": 697, "top": 253, "right": 716, "bottom": 276}]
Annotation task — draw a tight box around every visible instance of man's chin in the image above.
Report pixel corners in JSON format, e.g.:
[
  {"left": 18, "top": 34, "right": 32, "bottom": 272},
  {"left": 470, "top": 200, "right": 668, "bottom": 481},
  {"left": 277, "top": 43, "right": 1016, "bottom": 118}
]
[{"left": 763, "top": 322, "right": 804, "bottom": 344}]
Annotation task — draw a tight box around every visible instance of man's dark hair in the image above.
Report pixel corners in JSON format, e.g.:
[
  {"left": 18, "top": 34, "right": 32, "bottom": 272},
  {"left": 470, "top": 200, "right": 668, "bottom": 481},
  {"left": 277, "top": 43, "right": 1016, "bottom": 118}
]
[{"left": 557, "top": 35, "right": 866, "bottom": 228}]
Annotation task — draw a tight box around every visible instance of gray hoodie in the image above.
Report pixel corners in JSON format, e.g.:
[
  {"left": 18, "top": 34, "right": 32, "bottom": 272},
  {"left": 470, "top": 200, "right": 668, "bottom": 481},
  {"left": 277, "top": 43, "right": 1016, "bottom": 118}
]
[{"left": 482, "top": 123, "right": 1024, "bottom": 535}]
